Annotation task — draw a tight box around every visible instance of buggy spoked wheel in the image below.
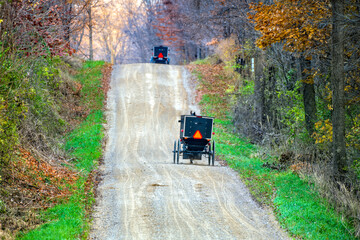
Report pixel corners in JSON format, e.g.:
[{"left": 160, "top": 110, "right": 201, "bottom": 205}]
[
  {"left": 212, "top": 140, "right": 215, "bottom": 166},
  {"left": 176, "top": 139, "right": 180, "bottom": 164},
  {"left": 173, "top": 140, "right": 177, "bottom": 164}
]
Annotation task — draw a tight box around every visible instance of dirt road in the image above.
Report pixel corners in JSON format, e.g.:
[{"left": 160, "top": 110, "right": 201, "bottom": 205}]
[{"left": 90, "top": 64, "right": 288, "bottom": 240}]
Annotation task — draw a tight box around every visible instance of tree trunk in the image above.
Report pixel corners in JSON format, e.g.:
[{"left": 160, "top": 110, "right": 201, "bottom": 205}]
[
  {"left": 61, "top": 0, "right": 72, "bottom": 48},
  {"left": 194, "top": 0, "right": 200, "bottom": 10},
  {"left": 303, "top": 81, "right": 316, "bottom": 136},
  {"left": 110, "top": 35, "right": 115, "bottom": 64},
  {"left": 331, "top": 0, "right": 346, "bottom": 179},
  {"left": 111, "top": 51, "right": 115, "bottom": 64},
  {"left": 254, "top": 51, "right": 265, "bottom": 126},
  {"left": 67, "top": 4, "right": 72, "bottom": 46},
  {"left": 88, "top": 5, "right": 93, "bottom": 60},
  {"left": 75, "top": 27, "right": 85, "bottom": 51},
  {"left": 300, "top": 55, "right": 316, "bottom": 137}
]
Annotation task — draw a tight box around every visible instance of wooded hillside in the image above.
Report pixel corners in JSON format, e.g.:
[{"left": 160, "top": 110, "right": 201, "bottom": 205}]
[{"left": 1, "top": 0, "right": 359, "bottom": 238}]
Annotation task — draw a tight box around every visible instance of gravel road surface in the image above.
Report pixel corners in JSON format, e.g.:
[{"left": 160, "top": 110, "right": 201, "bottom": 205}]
[{"left": 90, "top": 64, "right": 288, "bottom": 240}]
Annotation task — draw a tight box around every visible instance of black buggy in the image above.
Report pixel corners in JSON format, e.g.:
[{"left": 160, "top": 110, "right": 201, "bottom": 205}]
[
  {"left": 150, "top": 46, "right": 170, "bottom": 64},
  {"left": 173, "top": 114, "right": 215, "bottom": 165}
]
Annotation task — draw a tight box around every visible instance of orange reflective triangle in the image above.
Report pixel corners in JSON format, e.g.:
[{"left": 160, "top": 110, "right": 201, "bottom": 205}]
[
  {"left": 158, "top": 52, "right": 164, "bottom": 58},
  {"left": 193, "top": 130, "right": 202, "bottom": 139}
]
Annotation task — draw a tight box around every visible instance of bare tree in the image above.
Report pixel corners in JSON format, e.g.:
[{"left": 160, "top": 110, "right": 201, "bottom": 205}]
[{"left": 88, "top": 2, "right": 94, "bottom": 60}]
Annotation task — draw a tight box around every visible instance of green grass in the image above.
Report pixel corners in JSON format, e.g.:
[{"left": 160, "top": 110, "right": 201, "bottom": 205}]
[
  {"left": 19, "top": 175, "right": 94, "bottom": 240},
  {"left": 18, "top": 60, "right": 106, "bottom": 239},
  {"left": 273, "top": 173, "right": 354, "bottom": 239},
  {"left": 76, "top": 61, "right": 105, "bottom": 110},
  {"left": 211, "top": 117, "right": 356, "bottom": 239},
  {"left": 65, "top": 110, "right": 104, "bottom": 172}
]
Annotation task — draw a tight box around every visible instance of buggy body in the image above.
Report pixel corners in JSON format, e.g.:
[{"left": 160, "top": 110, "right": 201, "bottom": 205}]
[
  {"left": 173, "top": 114, "right": 215, "bottom": 165},
  {"left": 150, "top": 46, "right": 170, "bottom": 64}
]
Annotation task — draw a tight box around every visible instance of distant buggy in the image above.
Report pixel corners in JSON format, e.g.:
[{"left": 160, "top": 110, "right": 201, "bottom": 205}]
[
  {"left": 173, "top": 114, "right": 215, "bottom": 165},
  {"left": 150, "top": 46, "right": 170, "bottom": 64}
]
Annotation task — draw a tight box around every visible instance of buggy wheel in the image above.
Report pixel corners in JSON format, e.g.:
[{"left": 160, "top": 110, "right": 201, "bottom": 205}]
[
  {"left": 212, "top": 140, "right": 215, "bottom": 166},
  {"left": 176, "top": 139, "right": 180, "bottom": 164},
  {"left": 208, "top": 144, "right": 211, "bottom": 165},
  {"left": 173, "top": 140, "right": 176, "bottom": 164}
]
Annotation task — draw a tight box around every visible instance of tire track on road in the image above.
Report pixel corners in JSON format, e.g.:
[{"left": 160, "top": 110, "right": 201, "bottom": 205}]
[{"left": 91, "top": 64, "right": 288, "bottom": 240}]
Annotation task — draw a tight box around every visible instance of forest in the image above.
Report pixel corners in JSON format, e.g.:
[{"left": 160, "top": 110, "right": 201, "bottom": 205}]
[{"left": 0, "top": 0, "right": 359, "bottom": 239}]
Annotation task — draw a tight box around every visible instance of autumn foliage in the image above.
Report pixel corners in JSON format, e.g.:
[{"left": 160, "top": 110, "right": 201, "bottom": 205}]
[
  {"left": 187, "top": 62, "right": 237, "bottom": 119},
  {"left": 15, "top": 148, "right": 77, "bottom": 204},
  {"left": 152, "top": 0, "right": 184, "bottom": 51},
  {"left": 249, "top": 1, "right": 330, "bottom": 54},
  {"left": 249, "top": 0, "right": 360, "bottom": 149}
]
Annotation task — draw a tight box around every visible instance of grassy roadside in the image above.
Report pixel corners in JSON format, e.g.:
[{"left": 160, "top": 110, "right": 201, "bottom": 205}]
[
  {"left": 190, "top": 59, "right": 357, "bottom": 239},
  {"left": 18, "top": 61, "right": 107, "bottom": 239},
  {"left": 211, "top": 118, "right": 355, "bottom": 239}
]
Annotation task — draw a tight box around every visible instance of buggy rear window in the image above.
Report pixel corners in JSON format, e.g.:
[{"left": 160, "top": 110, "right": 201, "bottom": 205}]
[{"left": 154, "top": 47, "right": 168, "bottom": 57}]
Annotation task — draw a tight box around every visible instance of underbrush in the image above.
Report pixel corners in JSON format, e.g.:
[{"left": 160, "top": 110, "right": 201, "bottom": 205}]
[
  {"left": 0, "top": 53, "right": 78, "bottom": 238},
  {"left": 17, "top": 60, "right": 108, "bottom": 239},
  {"left": 19, "top": 111, "right": 103, "bottom": 239},
  {"left": 210, "top": 108, "right": 357, "bottom": 240},
  {"left": 189, "top": 59, "right": 358, "bottom": 239}
]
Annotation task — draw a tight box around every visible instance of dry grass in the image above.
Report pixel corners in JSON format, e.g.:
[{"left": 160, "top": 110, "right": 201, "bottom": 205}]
[
  {"left": 273, "top": 146, "right": 360, "bottom": 237},
  {"left": 297, "top": 164, "right": 360, "bottom": 237},
  {"left": 61, "top": 55, "right": 84, "bottom": 70}
]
